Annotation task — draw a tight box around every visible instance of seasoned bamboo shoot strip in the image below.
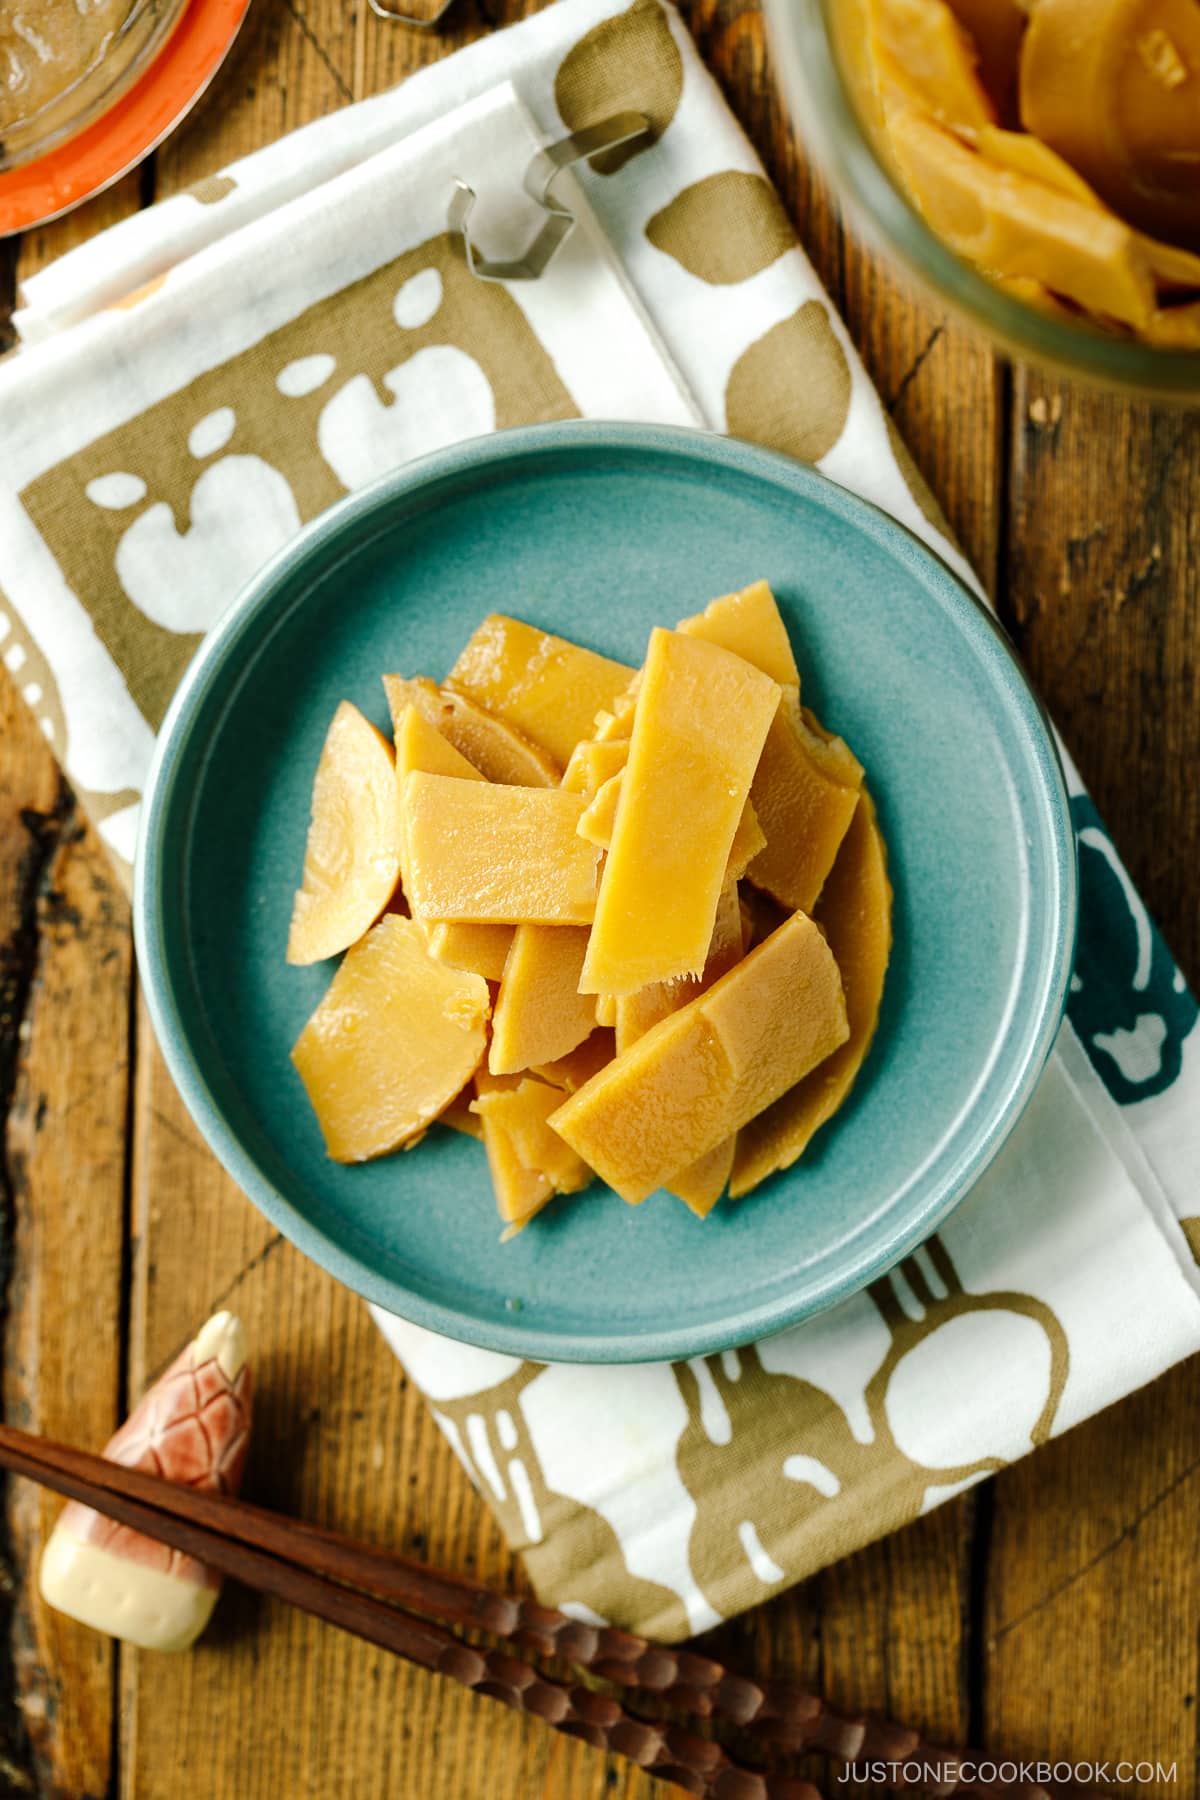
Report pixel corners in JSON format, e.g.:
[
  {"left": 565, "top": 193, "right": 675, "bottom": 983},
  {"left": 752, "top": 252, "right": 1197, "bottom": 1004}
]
[
  {"left": 448, "top": 614, "right": 635, "bottom": 767},
  {"left": 579, "top": 770, "right": 764, "bottom": 885},
  {"left": 677, "top": 579, "right": 800, "bottom": 692},
  {"left": 553, "top": 911, "right": 849, "bottom": 1203},
  {"left": 530, "top": 1029, "right": 617, "bottom": 1094},
  {"left": 616, "top": 880, "right": 745, "bottom": 1213},
  {"left": 490, "top": 925, "right": 597, "bottom": 1075},
  {"left": 425, "top": 921, "right": 515, "bottom": 982},
  {"left": 1018, "top": 0, "right": 1200, "bottom": 246},
  {"left": 287, "top": 702, "right": 401, "bottom": 967},
  {"left": 561, "top": 737, "right": 629, "bottom": 797},
  {"left": 615, "top": 879, "right": 745, "bottom": 1053},
  {"left": 747, "top": 698, "right": 862, "bottom": 914},
  {"left": 726, "top": 799, "right": 767, "bottom": 882},
  {"left": 439, "top": 1091, "right": 484, "bottom": 1139},
  {"left": 577, "top": 772, "right": 624, "bottom": 848},
  {"left": 383, "top": 674, "right": 559, "bottom": 787},
  {"left": 393, "top": 704, "right": 515, "bottom": 983},
  {"left": 580, "top": 630, "right": 780, "bottom": 995},
  {"left": 868, "top": 0, "right": 995, "bottom": 130},
  {"left": 732, "top": 791, "right": 892, "bottom": 1195},
  {"left": 671, "top": 582, "right": 856, "bottom": 910},
  {"left": 401, "top": 773, "right": 601, "bottom": 926},
  {"left": 394, "top": 702, "right": 480, "bottom": 789},
  {"left": 474, "top": 1070, "right": 554, "bottom": 1235},
  {"left": 669, "top": 1139, "right": 737, "bottom": 1219},
  {"left": 472, "top": 1079, "right": 592, "bottom": 1194},
  {"left": 291, "top": 915, "right": 489, "bottom": 1162},
  {"left": 591, "top": 690, "right": 639, "bottom": 743},
  {"left": 885, "top": 110, "right": 1156, "bottom": 330}
]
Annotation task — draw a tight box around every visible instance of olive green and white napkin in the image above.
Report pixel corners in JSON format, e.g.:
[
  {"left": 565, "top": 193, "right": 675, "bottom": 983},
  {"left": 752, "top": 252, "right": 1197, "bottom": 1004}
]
[{"left": 3, "top": 0, "right": 1198, "bottom": 1644}]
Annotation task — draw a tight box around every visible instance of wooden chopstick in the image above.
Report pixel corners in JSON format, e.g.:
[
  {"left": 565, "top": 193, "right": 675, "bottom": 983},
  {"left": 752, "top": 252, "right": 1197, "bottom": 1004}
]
[
  {"left": 0, "top": 1425, "right": 818, "bottom": 1800},
  {"left": 0, "top": 1425, "right": 1085, "bottom": 1800},
  {"left": 0, "top": 1423, "right": 669, "bottom": 1676}
]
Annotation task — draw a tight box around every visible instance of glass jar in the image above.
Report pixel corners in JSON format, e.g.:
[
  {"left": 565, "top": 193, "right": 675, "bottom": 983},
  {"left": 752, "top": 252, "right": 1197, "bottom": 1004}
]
[
  {"left": 0, "top": 0, "right": 189, "bottom": 173},
  {"left": 764, "top": 0, "right": 1200, "bottom": 398}
]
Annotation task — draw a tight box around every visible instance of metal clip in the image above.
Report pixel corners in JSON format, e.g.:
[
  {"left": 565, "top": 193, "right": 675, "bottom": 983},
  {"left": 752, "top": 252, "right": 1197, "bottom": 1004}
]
[
  {"left": 448, "top": 111, "right": 652, "bottom": 283},
  {"left": 367, "top": 0, "right": 456, "bottom": 29}
]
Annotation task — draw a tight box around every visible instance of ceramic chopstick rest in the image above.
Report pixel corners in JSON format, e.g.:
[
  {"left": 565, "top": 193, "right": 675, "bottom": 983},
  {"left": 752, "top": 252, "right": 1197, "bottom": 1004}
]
[{"left": 39, "top": 1311, "right": 251, "bottom": 1651}]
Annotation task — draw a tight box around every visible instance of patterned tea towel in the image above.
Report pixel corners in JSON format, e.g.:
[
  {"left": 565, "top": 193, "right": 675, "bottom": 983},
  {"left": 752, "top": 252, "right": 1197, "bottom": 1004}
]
[{"left": 2, "top": 0, "right": 1198, "bottom": 1644}]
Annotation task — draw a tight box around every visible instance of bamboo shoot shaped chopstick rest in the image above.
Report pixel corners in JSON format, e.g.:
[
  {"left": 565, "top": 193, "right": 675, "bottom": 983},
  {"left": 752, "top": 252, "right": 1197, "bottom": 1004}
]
[
  {"left": 4, "top": 1417, "right": 1095, "bottom": 1800},
  {"left": 38, "top": 1311, "right": 251, "bottom": 1651}
]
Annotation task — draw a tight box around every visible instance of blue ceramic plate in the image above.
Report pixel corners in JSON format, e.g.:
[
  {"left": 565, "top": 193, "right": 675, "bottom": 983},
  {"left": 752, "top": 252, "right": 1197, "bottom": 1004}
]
[{"left": 135, "top": 423, "right": 1076, "bottom": 1364}]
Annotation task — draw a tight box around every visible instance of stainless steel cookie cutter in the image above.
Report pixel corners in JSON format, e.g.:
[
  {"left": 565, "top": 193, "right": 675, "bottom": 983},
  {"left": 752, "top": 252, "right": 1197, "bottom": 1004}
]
[{"left": 448, "top": 111, "right": 652, "bottom": 282}]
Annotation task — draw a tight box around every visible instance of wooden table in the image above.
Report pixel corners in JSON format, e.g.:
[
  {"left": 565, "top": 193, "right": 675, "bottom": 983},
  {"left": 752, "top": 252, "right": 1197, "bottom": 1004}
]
[{"left": 1, "top": 3, "right": 1197, "bottom": 1794}]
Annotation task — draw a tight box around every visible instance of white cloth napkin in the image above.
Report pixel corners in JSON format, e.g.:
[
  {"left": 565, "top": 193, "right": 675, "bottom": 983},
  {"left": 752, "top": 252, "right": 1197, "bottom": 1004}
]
[{"left": 3, "top": 0, "right": 1198, "bottom": 1643}]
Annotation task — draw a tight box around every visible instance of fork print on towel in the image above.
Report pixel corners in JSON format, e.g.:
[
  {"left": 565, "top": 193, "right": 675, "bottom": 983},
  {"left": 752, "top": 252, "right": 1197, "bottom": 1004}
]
[
  {"left": 675, "top": 1238, "right": 1069, "bottom": 1619},
  {"left": 380, "top": 1238, "right": 1068, "bottom": 1640}
]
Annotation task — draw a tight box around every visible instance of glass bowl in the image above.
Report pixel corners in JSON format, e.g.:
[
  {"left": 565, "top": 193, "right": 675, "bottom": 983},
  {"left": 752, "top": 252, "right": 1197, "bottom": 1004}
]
[
  {"left": 764, "top": 0, "right": 1200, "bottom": 399},
  {"left": 0, "top": 0, "right": 189, "bottom": 173}
]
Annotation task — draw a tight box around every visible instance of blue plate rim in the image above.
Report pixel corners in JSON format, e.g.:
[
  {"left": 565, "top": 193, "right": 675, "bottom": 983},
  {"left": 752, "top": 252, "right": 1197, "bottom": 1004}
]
[{"left": 133, "top": 420, "right": 1078, "bottom": 1364}]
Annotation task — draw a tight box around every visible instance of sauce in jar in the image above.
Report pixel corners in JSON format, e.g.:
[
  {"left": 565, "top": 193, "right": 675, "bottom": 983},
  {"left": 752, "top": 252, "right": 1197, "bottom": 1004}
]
[{"left": 2, "top": 0, "right": 145, "bottom": 144}]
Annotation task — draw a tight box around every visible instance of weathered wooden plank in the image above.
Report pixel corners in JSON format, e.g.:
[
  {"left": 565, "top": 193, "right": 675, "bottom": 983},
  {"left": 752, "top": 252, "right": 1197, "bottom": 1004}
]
[
  {"left": 355, "top": 0, "right": 511, "bottom": 90},
  {"left": 153, "top": 0, "right": 360, "bottom": 192},
  {"left": 845, "top": 260, "right": 1003, "bottom": 595},
  {"left": 5, "top": 810, "right": 131, "bottom": 1800},
  {"left": 986, "top": 1364, "right": 1200, "bottom": 1798},
  {"left": 984, "top": 374, "right": 1200, "bottom": 1796},
  {"left": 817, "top": 1503, "right": 977, "bottom": 1756},
  {"left": 3, "top": 137, "right": 146, "bottom": 1800},
  {"left": 1, "top": 242, "right": 18, "bottom": 351},
  {"left": 0, "top": 685, "right": 64, "bottom": 1800},
  {"left": 0, "top": 677, "right": 131, "bottom": 1800},
  {"left": 1004, "top": 374, "right": 1200, "bottom": 979}
]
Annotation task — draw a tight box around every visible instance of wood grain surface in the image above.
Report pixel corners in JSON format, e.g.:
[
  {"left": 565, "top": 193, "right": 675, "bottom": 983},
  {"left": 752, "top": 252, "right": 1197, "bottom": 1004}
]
[{"left": 0, "top": 1, "right": 1197, "bottom": 1795}]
